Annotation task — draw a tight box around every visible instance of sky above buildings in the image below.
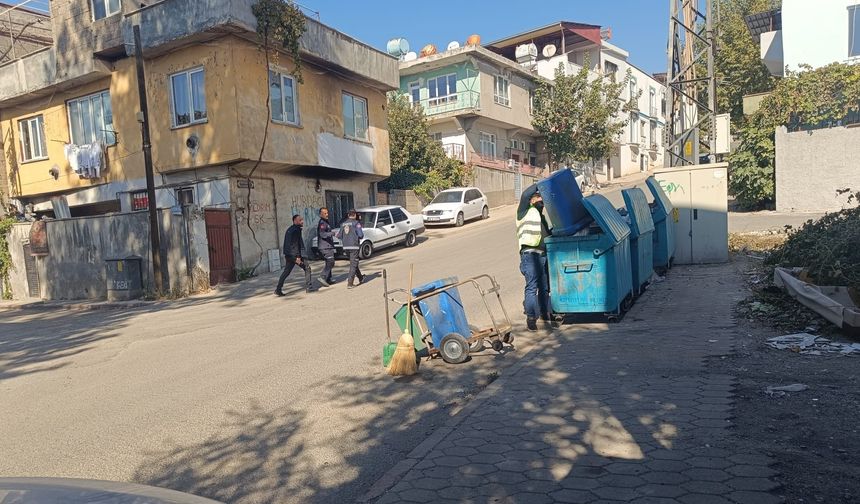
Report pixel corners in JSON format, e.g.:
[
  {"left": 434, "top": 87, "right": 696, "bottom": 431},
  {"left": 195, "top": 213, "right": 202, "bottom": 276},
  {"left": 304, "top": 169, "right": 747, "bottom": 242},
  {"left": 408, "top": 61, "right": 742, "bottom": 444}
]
[{"left": 299, "top": 0, "right": 670, "bottom": 74}]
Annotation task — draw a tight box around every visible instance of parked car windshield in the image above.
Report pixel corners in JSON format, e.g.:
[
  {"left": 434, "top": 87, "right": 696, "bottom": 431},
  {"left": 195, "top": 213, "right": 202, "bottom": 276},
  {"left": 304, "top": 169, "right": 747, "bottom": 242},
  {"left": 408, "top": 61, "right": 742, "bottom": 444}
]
[
  {"left": 431, "top": 191, "right": 463, "bottom": 204},
  {"left": 359, "top": 212, "right": 376, "bottom": 228}
]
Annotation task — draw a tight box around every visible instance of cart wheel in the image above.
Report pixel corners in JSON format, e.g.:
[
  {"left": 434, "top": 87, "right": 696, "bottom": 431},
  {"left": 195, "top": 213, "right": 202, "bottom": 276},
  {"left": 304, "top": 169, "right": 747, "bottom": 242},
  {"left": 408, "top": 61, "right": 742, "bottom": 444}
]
[
  {"left": 439, "top": 333, "right": 470, "bottom": 364},
  {"left": 502, "top": 331, "right": 513, "bottom": 343},
  {"left": 468, "top": 324, "right": 484, "bottom": 352},
  {"left": 491, "top": 339, "right": 504, "bottom": 352},
  {"left": 621, "top": 295, "right": 634, "bottom": 312}
]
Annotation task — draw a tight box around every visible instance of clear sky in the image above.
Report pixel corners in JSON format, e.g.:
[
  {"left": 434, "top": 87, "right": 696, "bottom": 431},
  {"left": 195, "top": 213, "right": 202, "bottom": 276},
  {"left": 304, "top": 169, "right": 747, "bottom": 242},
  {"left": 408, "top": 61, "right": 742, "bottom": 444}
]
[{"left": 298, "top": 0, "right": 670, "bottom": 74}]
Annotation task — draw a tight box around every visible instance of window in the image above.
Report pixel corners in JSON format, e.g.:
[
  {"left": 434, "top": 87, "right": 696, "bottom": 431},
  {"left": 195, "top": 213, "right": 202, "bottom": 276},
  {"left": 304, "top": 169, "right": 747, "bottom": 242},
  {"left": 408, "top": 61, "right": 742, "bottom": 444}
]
[
  {"left": 67, "top": 91, "right": 116, "bottom": 146},
  {"left": 629, "top": 79, "right": 638, "bottom": 100},
  {"left": 408, "top": 81, "right": 420, "bottom": 105},
  {"left": 466, "top": 189, "right": 482, "bottom": 202},
  {"left": 851, "top": 5, "right": 860, "bottom": 57},
  {"left": 493, "top": 75, "right": 510, "bottom": 106},
  {"left": 650, "top": 120, "right": 658, "bottom": 146},
  {"left": 342, "top": 92, "right": 369, "bottom": 141},
  {"left": 629, "top": 113, "right": 639, "bottom": 143},
  {"left": 177, "top": 187, "right": 195, "bottom": 207},
  {"left": 528, "top": 89, "right": 535, "bottom": 115},
  {"left": 170, "top": 68, "right": 207, "bottom": 127},
  {"left": 269, "top": 70, "right": 299, "bottom": 125},
  {"left": 18, "top": 116, "right": 47, "bottom": 162},
  {"left": 649, "top": 88, "right": 656, "bottom": 116},
  {"left": 430, "top": 132, "right": 443, "bottom": 143},
  {"left": 131, "top": 191, "right": 149, "bottom": 212},
  {"left": 662, "top": 96, "right": 667, "bottom": 115},
  {"left": 92, "top": 0, "right": 120, "bottom": 20},
  {"left": 390, "top": 207, "right": 408, "bottom": 223},
  {"left": 605, "top": 61, "right": 619, "bottom": 78},
  {"left": 376, "top": 210, "right": 393, "bottom": 227},
  {"left": 427, "top": 74, "right": 457, "bottom": 106},
  {"left": 480, "top": 132, "right": 496, "bottom": 158},
  {"left": 325, "top": 190, "right": 355, "bottom": 225}
]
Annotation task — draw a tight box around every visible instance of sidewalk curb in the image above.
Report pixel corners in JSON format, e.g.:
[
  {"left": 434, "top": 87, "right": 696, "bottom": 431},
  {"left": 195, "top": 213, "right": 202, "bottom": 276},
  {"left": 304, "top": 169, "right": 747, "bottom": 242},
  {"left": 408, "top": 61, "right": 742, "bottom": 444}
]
[
  {"left": 0, "top": 300, "right": 156, "bottom": 312},
  {"left": 357, "top": 331, "right": 562, "bottom": 503}
]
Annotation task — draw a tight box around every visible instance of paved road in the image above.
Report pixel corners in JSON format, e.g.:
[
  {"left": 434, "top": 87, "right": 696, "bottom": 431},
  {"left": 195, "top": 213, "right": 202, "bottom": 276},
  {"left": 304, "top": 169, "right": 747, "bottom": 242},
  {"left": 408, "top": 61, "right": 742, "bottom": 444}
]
[{"left": 0, "top": 201, "right": 573, "bottom": 503}]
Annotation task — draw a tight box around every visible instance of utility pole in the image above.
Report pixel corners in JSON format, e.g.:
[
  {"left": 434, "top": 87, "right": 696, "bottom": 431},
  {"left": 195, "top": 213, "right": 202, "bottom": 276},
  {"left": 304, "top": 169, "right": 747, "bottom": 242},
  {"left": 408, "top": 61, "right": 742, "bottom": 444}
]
[
  {"left": 133, "top": 24, "right": 164, "bottom": 293},
  {"left": 665, "top": 0, "right": 718, "bottom": 166}
]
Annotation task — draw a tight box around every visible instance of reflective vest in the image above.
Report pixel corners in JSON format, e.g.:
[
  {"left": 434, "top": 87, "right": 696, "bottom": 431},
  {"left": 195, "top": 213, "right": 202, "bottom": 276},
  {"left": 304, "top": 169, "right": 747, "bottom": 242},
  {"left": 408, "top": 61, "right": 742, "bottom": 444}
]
[{"left": 517, "top": 206, "right": 545, "bottom": 248}]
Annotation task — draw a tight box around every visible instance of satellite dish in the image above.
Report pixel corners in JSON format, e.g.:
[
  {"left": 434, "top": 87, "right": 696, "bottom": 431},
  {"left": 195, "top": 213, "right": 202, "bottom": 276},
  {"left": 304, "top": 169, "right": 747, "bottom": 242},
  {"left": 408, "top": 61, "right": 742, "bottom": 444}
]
[
  {"left": 403, "top": 51, "right": 418, "bottom": 61},
  {"left": 542, "top": 44, "right": 557, "bottom": 58},
  {"left": 447, "top": 40, "right": 460, "bottom": 51}
]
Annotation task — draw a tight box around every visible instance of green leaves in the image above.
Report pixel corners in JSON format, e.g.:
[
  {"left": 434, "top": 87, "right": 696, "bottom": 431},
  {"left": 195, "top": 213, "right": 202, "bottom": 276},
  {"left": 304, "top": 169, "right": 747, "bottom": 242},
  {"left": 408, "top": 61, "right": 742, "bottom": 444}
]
[
  {"left": 0, "top": 216, "right": 15, "bottom": 299},
  {"left": 384, "top": 94, "right": 470, "bottom": 200},
  {"left": 252, "top": 0, "right": 307, "bottom": 83},
  {"left": 531, "top": 62, "right": 630, "bottom": 167}
]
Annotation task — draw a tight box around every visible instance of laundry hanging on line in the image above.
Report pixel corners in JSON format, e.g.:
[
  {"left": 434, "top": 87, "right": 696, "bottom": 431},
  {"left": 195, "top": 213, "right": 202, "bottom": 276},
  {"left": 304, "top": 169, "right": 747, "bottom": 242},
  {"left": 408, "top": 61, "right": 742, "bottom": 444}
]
[{"left": 63, "top": 142, "right": 105, "bottom": 179}]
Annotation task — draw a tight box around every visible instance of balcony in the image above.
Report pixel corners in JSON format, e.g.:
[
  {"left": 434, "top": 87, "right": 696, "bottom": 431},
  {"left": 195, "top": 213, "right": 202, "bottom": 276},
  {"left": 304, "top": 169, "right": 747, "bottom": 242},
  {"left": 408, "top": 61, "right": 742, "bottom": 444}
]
[
  {"left": 442, "top": 143, "right": 466, "bottom": 162},
  {"left": 472, "top": 153, "right": 546, "bottom": 176},
  {"left": 415, "top": 90, "right": 480, "bottom": 117}
]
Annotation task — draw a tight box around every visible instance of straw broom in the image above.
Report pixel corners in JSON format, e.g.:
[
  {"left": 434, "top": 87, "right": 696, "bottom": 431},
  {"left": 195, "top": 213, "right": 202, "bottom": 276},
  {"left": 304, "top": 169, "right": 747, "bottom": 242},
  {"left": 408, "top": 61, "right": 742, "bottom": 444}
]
[{"left": 388, "top": 265, "right": 418, "bottom": 376}]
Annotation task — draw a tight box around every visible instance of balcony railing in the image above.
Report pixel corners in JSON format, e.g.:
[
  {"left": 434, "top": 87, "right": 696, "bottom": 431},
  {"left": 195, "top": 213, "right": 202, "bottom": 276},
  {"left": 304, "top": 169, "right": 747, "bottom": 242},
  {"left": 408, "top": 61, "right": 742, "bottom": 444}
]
[
  {"left": 414, "top": 91, "right": 480, "bottom": 116},
  {"left": 441, "top": 143, "right": 466, "bottom": 162}
]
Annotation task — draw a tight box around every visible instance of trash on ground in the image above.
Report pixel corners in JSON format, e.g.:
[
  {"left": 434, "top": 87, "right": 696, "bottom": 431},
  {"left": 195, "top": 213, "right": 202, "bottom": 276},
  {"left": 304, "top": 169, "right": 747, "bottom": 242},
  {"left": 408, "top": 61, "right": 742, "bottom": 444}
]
[
  {"left": 766, "top": 333, "right": 860, "bottom": 356},
  {"left": 765, "top": 383, "right": 809, "bottom": 396},
  {"left": 774, "top": 267, "right": 860, "bottom": 329}
]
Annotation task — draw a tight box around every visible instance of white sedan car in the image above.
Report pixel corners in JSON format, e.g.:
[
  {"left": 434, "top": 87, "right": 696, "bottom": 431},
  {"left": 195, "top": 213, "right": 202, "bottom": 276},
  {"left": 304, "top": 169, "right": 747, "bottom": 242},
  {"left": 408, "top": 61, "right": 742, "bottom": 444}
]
[
  {"left": 312, "top": 205, "right": 425, "bottom": 259},
  {"left": 421, "top": 187, "right": 489, "bottom": 227}
]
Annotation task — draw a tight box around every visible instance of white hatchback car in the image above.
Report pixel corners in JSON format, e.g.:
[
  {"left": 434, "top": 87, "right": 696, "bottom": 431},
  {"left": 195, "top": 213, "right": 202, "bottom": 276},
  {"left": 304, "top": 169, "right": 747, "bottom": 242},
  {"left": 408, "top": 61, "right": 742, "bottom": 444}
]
[
  {"left": 422, "top": 187, "right": 489, "bottom": 227},
  {"left": 311, "top": 205, "right": 425, "bottom": 259}
]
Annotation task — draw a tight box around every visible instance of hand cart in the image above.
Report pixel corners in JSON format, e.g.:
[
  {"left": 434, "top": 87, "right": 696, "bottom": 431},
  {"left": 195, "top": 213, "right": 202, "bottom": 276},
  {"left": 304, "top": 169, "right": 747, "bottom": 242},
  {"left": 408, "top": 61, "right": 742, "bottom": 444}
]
[{"left": 384, "top": 274, "right": 514, "bottom": 364}]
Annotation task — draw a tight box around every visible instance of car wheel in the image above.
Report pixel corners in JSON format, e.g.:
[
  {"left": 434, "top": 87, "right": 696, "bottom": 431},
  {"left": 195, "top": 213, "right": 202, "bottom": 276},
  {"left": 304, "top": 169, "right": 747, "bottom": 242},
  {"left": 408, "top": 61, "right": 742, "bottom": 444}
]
[
  {"left": 481, "top": 206, "right": 489, "bottom": 220},
  {"left": 455, "top": 212, "right": 464, "bottom": 227},
  {"left": 359, "top": 241, "right": 374, "bottom": 260},
  {"left": 404, "top": 230, "right": 417, "bottom": 247}
]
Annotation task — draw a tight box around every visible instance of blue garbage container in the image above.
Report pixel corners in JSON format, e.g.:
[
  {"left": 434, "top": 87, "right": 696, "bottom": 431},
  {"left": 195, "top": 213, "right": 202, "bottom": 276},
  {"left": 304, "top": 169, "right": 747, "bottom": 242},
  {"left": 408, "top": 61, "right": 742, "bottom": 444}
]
[
  {"left": 536, "top": 168, "right": 592, "bottom": 236},
  {"left": 622, "top": 188, "right": 656, "bottom": 295},
  {"left": 645, "top": 177, "right": 675, "bottom": 272},
  {"left": 546, "top": 194, "right": 634, "bottom": 316},
  {"left": 410, "top": 277, "right": 471, "bottom": 349}
]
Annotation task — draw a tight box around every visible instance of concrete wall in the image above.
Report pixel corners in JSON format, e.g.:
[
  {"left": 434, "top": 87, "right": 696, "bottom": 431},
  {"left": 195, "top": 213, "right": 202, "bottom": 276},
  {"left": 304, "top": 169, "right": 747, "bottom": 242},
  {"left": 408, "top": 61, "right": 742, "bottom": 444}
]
[
  {"left": 0, "top": 4, "right": 52, "bottom": 64},
  {"left": 782, "top": 0, "right": 857, "bottom": 72},
  {"left": 472, "top": 165, "right": 539, "bottom": 208},
  {"left": 775, "top": 126, "right": 860, "bottom": 212},
  {"left": 388, "top": 189, "right": 425, "bottom": 214},
  {"left": 475, "top": 59, "right": 536, "bottom": 132},
  {"left": 4, "top": 208, "right": 204, "bottom": 300}
]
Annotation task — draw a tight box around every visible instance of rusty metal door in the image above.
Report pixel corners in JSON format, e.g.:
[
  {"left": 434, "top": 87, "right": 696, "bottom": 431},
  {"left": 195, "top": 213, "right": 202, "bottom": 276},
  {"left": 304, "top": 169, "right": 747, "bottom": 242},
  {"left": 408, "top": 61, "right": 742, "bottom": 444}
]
[{"left": 205, "top": 209, "right": 235, "bottom": 285}]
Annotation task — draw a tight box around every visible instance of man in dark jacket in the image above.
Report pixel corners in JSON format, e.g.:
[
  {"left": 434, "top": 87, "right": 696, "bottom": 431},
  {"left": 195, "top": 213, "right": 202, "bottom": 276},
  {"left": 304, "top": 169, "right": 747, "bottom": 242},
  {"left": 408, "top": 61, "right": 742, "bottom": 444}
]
[
  {"left": 274, "top": 214, "right": 312, "bottom": 296},
  {"left": 338, "top": 209, "right": 366, "bottom": 289},
  {"left": 316, "top": 207, "right": 336, "bottom": 287}
]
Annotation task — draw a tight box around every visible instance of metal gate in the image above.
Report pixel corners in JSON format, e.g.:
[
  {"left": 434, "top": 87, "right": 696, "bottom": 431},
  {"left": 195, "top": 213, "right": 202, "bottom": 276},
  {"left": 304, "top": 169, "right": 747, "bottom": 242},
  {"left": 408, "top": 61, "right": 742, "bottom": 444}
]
[
  {"left": 22, "top": 243, "right": 40, "bottom": 298},
  {"left": 205, "top": 209, "right": 235, "bottom": 285},
  {"left": 514, "top": 172, "right": 523, "bottom": 200}
]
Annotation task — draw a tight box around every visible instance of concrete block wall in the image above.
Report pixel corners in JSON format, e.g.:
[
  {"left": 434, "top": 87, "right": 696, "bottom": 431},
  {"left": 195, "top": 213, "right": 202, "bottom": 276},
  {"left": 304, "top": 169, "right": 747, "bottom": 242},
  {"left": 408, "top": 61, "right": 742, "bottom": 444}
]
[{"left": 775, "top": 126, "right": 860, "bottom": 212}]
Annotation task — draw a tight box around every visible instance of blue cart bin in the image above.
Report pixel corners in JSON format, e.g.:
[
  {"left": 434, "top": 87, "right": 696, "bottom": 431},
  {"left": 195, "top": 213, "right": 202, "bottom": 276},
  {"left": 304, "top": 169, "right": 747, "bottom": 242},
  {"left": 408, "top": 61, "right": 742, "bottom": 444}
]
[
  {"left": 645, "top": 177, "right": 675, "bottom": 272},
  {"left": 546, "top": 194, "right": 634, "bottom": 316},
  {"left": 622, "top": 187, "right": 656, "bottom": 295},
  {"left": 411, "top": 277, "right": 471, "bottom": 349},
  {"left": 536, "top": 168, "right": 592, "bottom": 236}
]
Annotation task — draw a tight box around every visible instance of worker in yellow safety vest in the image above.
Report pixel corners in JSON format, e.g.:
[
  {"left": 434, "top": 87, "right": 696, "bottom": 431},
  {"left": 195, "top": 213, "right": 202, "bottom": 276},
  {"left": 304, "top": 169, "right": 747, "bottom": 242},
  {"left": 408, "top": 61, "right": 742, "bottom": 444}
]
[{"left": 516, "top": 190, "right": 553, "bottom": 332}]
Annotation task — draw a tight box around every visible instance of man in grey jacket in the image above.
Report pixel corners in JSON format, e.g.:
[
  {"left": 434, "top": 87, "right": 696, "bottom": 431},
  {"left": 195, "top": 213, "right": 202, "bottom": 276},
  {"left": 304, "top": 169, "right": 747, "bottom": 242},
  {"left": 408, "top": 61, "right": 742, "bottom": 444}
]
[
  {"left": 338, "top": 209, "right": 366, "bottom": 289},
  {"left": 316, "top": 207, "right": 336, "bottom": 287}
]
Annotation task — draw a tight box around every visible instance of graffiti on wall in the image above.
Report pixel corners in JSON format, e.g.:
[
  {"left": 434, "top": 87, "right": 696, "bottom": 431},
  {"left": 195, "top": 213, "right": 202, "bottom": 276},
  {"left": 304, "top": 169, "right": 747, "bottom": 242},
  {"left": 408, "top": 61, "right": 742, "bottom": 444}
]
[
  {"left": 659, "top": 180, "right": 686, "bottom": 195},
  {"left": 235, "top": 196, "right": 276, "bottom": 230}
]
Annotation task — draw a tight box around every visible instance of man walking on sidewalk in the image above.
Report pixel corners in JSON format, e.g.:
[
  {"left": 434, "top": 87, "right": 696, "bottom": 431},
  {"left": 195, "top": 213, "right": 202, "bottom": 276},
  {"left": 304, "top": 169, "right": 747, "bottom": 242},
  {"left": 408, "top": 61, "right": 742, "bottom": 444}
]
[
  {"left": 317, "top": 207, "right": 337, "bottom": 288},
  {"left": 516, "top": 189, "right": 552, "bottom": 331},
  {"left": 338, "top": 209, "right": 366, "bottom": 289},
  {"left": 275, "top": 214, "right": 312, "bottom": 295}
]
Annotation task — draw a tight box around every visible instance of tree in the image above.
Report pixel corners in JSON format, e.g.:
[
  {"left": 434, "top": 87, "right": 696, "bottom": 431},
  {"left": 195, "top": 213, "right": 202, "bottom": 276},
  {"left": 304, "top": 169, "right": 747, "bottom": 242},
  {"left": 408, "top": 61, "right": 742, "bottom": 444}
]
[
  {"left": 385, "top": 94, "right": 470, "bottom": 200},
  {"left": 715, "top": 0, "right": 780, "bottom": 127},
  {"left": 531, "top": 62, "right": 634, "bottom": 169}
]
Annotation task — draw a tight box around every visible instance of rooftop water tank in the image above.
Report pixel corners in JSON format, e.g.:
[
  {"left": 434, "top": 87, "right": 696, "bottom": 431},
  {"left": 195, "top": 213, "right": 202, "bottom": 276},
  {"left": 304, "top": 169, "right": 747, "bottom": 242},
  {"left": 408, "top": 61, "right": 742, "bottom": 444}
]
[{"left": 386, "top": 38, "right": 410, "bottom": 58}]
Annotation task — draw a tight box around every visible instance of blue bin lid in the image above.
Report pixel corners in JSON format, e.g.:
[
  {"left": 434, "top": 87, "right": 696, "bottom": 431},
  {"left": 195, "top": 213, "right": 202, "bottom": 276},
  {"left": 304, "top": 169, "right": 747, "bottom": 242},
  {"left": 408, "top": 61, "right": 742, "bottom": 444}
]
[
  {"left": 622, "top": 188, "right": 656, "bottom": 237},
  {"left": 412, "top": 277, "right": 458, "bottom": 297},
  {"left": 646, "top": 177, "right": 673, "bottom": 215},
  {"left": 583, "top": 194, "right": 631, "bottom": 244}
]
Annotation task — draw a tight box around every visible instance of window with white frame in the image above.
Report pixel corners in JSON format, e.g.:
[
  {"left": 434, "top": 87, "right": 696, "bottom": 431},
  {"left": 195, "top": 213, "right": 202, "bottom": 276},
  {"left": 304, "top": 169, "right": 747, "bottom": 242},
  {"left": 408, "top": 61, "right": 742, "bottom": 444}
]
[
  {"left": 494, "top": 75, "right": 510, "bottom": 106},
  {"left": 850, "top": 5, "right": 860, "bottom": 57},
  {"left": 430, "top": 132, "right": 443, "bottom": 143},
  {"left": 18, "top": 115, "right": 47, "bottom": 162},
  {"left": 428, "top": 74, "right": 457, "bottom": 106},
  {"left": 170, "top": 67, "right": 207, "bottom": 127},
  {"left": 650, "top": 120, "right": 658, "bottom": 146},
  {"left": 649, "top": 88, "right": 656, "bottom": 116},
  {"left": 629, "top": 113, "right": 639, "bottom": 143},
  {"left": 629, "top": 78, "right": 638, "bottom": 101},
  {"left": 269, "top": 70, "right": 299, "bottom": 125},
  {"left": 92, "top": 0, "right": 120, "bottom": 21},
  {"left": 67, "top": 90, "right": 116, "bottom": 146},
  {"left": 480, "top": 132, "right": 496, "bottom": 158},
  {"left": 408, "top": 81, "right": 420, "bottom": 105},
  {"left": 342, "top": 92, "right": 369, "bottom": 141},
  {"left": 528, "top": 89, "right": 535, "bottom": 115}
]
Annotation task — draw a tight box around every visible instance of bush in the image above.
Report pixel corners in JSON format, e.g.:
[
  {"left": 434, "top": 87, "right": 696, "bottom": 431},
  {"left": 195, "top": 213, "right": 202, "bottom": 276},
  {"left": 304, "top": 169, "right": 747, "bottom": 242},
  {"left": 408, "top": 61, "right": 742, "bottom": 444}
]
[{"left": 765, "top": 195, "right": 860, "bottom": 289}]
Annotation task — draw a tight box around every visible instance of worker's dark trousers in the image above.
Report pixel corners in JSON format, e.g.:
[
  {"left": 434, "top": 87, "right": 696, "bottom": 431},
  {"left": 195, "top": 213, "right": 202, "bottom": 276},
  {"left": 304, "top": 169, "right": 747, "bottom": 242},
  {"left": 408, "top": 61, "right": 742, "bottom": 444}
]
[
  {"left": 347, "top": 250, "right": 364, "bottom": 286},
  {"left": 276, "top": 256, "right": 312, "bottom": 293},
  {"left": 320, "top": 251, "right": 335, "bottom": 283},
  {"left": 520, "top": 251, "right": 550, "bottom": 320}
]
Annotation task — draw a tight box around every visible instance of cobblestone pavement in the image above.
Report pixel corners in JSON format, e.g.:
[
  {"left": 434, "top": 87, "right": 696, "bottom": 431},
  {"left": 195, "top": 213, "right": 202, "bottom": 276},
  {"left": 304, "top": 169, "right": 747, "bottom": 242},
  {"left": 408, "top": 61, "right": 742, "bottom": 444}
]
[{"left": 363, "top": 263, "right": 784, "bottom": 504}]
